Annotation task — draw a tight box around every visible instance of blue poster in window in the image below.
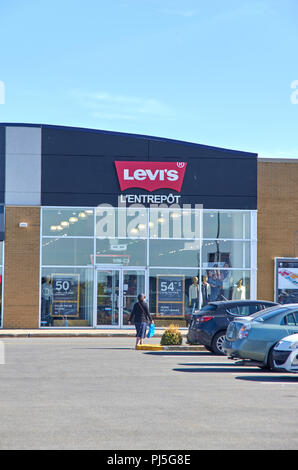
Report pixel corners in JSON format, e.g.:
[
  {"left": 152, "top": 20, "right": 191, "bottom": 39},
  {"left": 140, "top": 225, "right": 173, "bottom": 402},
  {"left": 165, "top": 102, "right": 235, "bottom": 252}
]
[{"left": 156, "top": 275, "right": 185, "bottom": 317}]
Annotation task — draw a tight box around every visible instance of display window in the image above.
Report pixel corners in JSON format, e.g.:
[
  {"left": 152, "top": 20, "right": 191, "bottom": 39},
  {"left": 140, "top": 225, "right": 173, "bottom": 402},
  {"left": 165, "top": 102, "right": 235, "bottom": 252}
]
[
  {"left": 40, "top": 207, "right": 256, "bottom": 328},
  {"left": 40, "top": 267, "right": 93, "bottom": 327}
]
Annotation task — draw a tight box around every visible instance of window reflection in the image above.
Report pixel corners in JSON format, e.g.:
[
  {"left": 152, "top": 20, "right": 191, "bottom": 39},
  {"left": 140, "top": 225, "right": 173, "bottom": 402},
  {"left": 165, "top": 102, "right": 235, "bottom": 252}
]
[
  {"left": 43, "top": 208, "right": 94, "bottom": 236},
  {"left": 203, "top": 211, "right": 250, "bottom": 239},
  {"left": 202, "top": 240, "right": 250, "bottom": 269},
  {"left": 96, "top": 239, "right": 146, "bottom": 266},
  {"left": 149, "top": 239, "right": 200, "bottom": 267}
]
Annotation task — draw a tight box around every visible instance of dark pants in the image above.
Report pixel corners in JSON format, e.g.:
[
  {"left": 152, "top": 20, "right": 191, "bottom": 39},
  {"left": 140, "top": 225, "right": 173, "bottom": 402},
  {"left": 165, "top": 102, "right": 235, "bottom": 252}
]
[{"left": 135, "top": 322, "right": 148, "bottom": 338}]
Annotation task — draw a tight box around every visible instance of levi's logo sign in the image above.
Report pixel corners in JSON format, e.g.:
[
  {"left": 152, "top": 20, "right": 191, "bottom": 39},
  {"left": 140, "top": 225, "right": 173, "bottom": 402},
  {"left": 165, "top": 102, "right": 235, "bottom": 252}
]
[{"left": 115, "top": 161, "right": 187, "bottom": 192}]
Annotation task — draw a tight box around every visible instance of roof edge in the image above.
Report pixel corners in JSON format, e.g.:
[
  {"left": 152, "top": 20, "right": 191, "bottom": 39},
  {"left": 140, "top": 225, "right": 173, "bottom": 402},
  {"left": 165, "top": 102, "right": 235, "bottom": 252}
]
[{"left": 0, "top": 122, "right": 258, "bottom": 157}]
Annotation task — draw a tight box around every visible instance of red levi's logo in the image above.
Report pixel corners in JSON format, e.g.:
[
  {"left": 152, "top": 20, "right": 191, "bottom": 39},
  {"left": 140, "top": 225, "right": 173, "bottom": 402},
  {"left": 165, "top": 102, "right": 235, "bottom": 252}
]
[{"left": 115, "top": 161, "right": 187, "bottom": 192}]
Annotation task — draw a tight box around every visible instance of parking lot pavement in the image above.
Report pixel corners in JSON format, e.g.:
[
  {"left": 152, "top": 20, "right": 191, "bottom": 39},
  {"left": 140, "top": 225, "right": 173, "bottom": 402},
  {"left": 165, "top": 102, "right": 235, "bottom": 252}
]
[{"left": 0, "top": 336, "right": 297, "bottom": 450}]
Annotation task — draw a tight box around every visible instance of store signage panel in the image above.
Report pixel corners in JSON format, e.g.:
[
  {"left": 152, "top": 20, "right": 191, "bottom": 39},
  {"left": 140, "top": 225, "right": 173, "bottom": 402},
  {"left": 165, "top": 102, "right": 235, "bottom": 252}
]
[
  {"left": 51, "top": 273, "right": 80, "bottom": 317},
  {"left": 156, "top": 274, "right": 185, "bottom": 317},
  {"left": 275, "top": 258, "right": 298, "bottom": 303},
  {"left": 115, "top": 161, "right": 187, "bottom": 192}
]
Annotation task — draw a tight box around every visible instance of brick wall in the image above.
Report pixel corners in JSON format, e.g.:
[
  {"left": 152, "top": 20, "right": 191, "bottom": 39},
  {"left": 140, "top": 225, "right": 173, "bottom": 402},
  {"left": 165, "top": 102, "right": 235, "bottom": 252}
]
[
  {"left": 257, "top": 160, "right": 298, "bottom": 301},
  {"left": 3, "top": 207, "right": 40, "bottom": 328}
]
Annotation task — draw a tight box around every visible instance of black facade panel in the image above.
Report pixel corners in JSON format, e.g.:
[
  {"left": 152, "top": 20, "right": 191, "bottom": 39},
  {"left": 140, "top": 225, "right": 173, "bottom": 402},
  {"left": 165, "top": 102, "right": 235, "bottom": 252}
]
[
  {"left": 42, "top": 155, "right": 122, "bottom": 195},
  {"left": 42, "top": 192, "right": 257, "bottom": 210},
  {"left": 148, "top": 138, "right": 257, "bottom": 160},
  {"left": 39, "top": 125, "right": 257, "bottom": 209},
  {"left": 42, "top": 126, "right": 149, "bottom": 157}
]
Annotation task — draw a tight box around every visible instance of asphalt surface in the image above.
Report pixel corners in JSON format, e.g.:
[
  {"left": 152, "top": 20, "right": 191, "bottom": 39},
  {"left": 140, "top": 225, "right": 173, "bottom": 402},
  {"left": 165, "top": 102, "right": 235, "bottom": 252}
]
[{"left": 0, "top": 336, "right": 297, "bottom": 450}]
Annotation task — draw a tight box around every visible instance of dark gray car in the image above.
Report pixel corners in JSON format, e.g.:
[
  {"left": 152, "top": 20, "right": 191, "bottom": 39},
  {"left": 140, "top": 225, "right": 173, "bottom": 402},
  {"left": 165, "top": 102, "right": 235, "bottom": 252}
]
[{"left": 187, "top": 300, "right": 277, "bottom": 354}]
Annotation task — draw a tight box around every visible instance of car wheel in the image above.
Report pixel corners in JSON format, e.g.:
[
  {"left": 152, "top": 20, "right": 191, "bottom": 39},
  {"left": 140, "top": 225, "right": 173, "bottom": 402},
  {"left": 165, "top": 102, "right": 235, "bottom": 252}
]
[
  {"left": 204, "top": 346, "right": 213, "bottom": 352},
  {"left": 211, "top": 331, "right": 226, "bottom": 355}
]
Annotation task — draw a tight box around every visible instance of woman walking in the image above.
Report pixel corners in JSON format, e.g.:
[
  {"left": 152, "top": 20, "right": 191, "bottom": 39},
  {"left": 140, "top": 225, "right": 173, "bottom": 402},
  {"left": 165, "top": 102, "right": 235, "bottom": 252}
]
[{"left": 128, "top": 294, "right": 153, "bottom": 348}]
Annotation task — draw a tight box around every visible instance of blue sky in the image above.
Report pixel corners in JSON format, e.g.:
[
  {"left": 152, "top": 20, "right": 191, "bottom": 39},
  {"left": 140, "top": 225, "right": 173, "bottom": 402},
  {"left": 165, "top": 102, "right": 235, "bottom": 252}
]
[{"left": 0, "top": 0, "right": 297, "bottom": 157}]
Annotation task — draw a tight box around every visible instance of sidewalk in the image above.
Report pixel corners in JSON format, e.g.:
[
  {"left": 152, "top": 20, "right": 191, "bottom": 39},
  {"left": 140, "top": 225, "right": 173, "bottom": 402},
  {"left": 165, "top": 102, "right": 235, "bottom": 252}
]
[
  {"left": 0, "top": 328, "right": 170, "bottom": 338},
  {"left": 0, "top": 328, "right": 206, "bottom": 350}
]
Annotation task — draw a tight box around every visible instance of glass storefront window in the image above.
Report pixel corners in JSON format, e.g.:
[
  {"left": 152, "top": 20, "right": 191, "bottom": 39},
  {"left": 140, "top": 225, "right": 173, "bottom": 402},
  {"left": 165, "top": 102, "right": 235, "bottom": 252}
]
[
  {"left": 149, "top": 268, "right": 201, "bottom": 327},
  {"left": 42, "top": 208, "right": 94, "bottom": 237},
  {"left": 40, "top": 267, "right": 94, "bottom": 327},
  {"left": 96, "top": 238, "right": 146, "bottom": 266},
  {"left": 40, "top": 207, "right": 256, "bottom": 328},
  {"left": 96, "top": 206, "right": 147, "bottom": 239},
  {"left": 149, "top": 207, "right": 202, "bottom": 239},
  {"left": 202, "top": 240, "right": 250, "bottom": 269},
  {"left": 203, "top": 211, "right": 251, "bottom": 239},
  {"left": 42, "top": 238, "right": 94, "bottom": 266},
  {"left": 149, "top": 268, "right": 251, "bottom": 326},
  {"left": 149, "top": 239, "right": 201, "bottom": 267},
  {"left": 201, "top": 269, "right": 251, "bottom": 303}
]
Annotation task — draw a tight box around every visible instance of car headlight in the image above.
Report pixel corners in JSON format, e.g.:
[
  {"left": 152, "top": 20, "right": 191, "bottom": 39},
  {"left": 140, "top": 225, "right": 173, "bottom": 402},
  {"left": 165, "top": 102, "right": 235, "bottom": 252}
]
[
  {"left": 275, "top": 340, "right": 292, "bottom": 349},
  {"left": 290, "top": 342, "right": 298, "bottom": 350}
]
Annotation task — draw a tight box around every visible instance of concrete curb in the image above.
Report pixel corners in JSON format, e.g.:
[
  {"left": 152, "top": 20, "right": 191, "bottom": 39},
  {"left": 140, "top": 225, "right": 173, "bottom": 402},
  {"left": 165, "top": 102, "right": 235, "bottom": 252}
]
[{"left": 137, "top": 344, "right": 206, "bottom": 351}]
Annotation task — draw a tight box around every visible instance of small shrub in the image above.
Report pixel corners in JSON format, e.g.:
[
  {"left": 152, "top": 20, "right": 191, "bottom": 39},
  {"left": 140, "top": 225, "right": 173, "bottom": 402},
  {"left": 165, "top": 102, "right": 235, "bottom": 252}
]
[{"left": 160, "top": 324, "right": 183, "bottom": 346}]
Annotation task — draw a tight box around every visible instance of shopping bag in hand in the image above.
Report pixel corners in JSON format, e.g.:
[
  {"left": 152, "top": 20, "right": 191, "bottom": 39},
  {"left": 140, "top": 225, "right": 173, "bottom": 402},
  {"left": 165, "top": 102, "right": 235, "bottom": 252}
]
[{"left": 147, "top": 323, "right": 155, "bottom": 338}]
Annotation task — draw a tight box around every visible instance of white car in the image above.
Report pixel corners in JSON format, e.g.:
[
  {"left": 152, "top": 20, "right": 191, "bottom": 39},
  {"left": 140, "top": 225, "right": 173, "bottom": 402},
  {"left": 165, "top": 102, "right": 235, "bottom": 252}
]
[{"left": 273, "top": 334, "right": 298, "bottom": 373}]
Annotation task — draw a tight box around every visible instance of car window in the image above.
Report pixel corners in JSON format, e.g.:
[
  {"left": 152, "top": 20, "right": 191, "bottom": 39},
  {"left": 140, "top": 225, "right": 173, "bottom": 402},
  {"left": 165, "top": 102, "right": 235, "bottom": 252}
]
[
  {"left": 237, "top": 306, "right": 251, "bottom": 316},
  {"left": 285, "top": 313, "right": 296, "bottom": 326},
  {"left": 281, "top": 311, "right": 298, "bottom": 326},
  {"left": 200, "top": 305, "right": 217, "bottom": 312},
  {"left": 237, "top": 304, "right": 262, "bottom": 316},
  {"left": 226, "top": 306, "right": 239, "bottom": 315},
  {"left": 251, "top": 307, "right": 288, "bottom": 321}
]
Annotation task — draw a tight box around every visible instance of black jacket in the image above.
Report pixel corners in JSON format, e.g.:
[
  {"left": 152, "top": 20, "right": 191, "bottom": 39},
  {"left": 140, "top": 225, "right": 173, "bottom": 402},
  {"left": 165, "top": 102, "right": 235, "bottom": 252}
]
[{"left": 129, "top": 301, "right": 152, "bottom": 324}]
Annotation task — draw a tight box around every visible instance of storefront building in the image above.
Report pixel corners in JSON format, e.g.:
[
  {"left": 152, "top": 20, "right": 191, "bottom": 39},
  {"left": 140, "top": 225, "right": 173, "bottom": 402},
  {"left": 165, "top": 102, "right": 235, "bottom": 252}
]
[{"left": 0, "top": 123, "right": 258, "bottom": 328}]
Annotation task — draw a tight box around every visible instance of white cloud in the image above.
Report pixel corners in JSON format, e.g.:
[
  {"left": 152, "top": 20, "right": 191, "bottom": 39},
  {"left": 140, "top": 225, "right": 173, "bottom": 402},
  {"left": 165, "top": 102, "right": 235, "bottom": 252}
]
[{"left": 70, "top": 89, "right": 174, "bottom": 121}]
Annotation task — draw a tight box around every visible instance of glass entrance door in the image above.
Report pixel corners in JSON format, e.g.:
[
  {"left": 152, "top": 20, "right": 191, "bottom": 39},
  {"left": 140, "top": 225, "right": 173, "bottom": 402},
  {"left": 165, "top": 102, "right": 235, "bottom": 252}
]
[
  {"left": 96, "top": 268, "right": 146, "bottom": 327},
  {"left": 122, "top": 270, "right": 146, "bottom": 326},
  {"left": 96, "top": 269, "right": 120, "bottom": 326}
]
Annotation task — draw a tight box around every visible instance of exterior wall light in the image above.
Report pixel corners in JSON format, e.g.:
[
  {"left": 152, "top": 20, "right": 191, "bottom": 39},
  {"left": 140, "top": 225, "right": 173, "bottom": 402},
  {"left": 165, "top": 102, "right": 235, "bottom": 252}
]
[{"left": 19, "top": 222, "right": 28, "bottom": 228}]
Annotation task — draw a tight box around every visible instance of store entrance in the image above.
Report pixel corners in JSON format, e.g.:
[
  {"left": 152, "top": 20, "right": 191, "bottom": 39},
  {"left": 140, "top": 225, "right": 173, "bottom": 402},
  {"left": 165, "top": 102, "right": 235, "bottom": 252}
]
[{"left": 96, "top": 268, "right": 146, "bottom": 327}]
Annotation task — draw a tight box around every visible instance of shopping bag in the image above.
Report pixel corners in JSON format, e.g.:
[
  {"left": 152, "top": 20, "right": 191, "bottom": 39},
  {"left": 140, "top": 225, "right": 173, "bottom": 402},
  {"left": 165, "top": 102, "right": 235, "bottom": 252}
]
[{"left": 147, "top": 323, "right": 155, "bottom": 338}]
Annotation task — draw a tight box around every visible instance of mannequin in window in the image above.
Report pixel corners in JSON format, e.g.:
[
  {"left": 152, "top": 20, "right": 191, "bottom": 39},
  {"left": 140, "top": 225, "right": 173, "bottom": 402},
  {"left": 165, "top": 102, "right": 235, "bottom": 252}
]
[
  {"left": 221, "top": 265, "right": 233, "bottom": 300},
  {"left": 201, "top": 275, "right": 211, "bottom": 306},
  {"left": 232, "top": 279, "right": 246, "bottom": 300},
  {"left": 189, "top": 277, "right": 199, "bottom": 313},
  {"left": 41, "top": 276, "right": 53, "bottom": 326}
]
